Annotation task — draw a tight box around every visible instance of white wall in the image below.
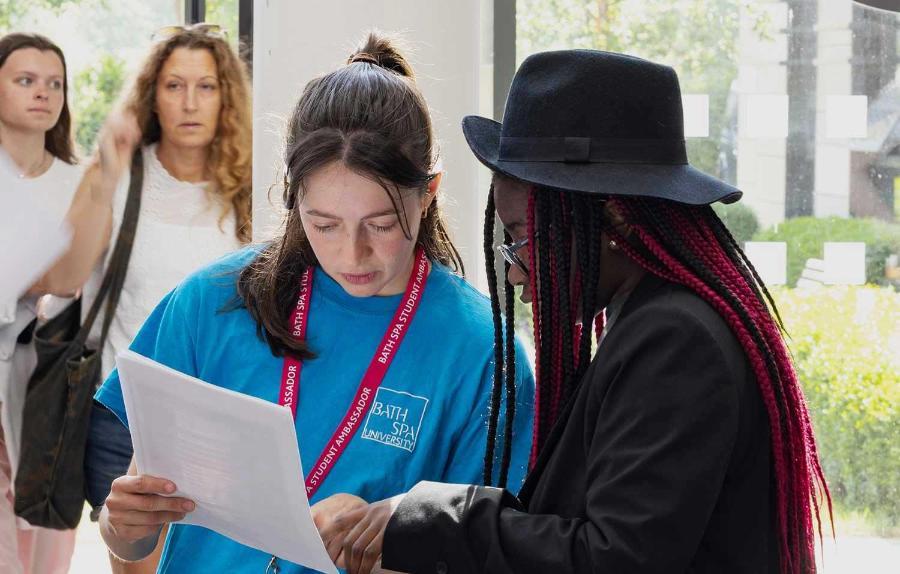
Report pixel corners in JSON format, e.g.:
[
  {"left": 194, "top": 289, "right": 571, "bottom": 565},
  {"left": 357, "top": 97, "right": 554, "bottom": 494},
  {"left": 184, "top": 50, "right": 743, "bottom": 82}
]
[{"left": 252, "top": 0, "right": 487, "bottom": 287}]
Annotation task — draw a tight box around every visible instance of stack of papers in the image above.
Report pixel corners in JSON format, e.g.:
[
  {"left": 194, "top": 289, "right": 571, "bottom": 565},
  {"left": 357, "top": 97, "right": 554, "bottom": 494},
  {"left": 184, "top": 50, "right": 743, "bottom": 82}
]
[{"left": 117, "top": 350, "right": 338, "bottom": 574}]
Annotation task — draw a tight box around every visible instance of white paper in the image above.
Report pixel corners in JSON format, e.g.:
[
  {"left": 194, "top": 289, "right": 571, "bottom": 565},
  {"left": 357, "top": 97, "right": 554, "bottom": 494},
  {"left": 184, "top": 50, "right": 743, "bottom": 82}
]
[
  {"left": 0, "top": 149, "right": 72, "bottom": 302},
  {"left": 116, "top": 350, "right": 338, "bottom": 574}
]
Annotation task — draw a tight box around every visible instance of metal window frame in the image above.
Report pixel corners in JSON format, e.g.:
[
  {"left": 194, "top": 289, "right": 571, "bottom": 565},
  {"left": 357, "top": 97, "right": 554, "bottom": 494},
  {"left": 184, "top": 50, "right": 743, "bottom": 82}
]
[
  {"left": 185, "top": 0, "right": 205, "bottom": 24},
  {"left": 493, "top": 0, "right": 516, "bottom": 121},
  {"left": 239, "top": 0, "right": 253, "bottom": 72}
]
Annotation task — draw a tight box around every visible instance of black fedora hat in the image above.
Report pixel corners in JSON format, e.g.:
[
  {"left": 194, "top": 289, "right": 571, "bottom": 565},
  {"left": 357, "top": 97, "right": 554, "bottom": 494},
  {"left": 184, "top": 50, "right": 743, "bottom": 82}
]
[{"left": 463, "top": 50, "right": 741, "bottom": 205}]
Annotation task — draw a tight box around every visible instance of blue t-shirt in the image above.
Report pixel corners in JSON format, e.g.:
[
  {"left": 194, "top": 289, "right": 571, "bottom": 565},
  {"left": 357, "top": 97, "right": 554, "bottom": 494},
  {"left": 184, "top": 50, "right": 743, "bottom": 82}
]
[{"left": 96, "top": 248, "right": 534, "bottom": 574}]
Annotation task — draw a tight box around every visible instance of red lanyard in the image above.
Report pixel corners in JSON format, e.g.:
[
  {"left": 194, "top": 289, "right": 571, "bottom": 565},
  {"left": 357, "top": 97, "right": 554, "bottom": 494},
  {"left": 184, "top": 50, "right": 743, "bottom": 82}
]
[{"left": 279, "top": 247, "right": 429, "bottom": 497}]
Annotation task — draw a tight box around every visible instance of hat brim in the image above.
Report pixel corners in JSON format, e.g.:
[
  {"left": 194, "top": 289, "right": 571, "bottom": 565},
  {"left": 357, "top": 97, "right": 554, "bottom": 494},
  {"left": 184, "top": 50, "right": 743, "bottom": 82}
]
[{"left": 462, "top": 115, "right": 742, "bottom": 205}]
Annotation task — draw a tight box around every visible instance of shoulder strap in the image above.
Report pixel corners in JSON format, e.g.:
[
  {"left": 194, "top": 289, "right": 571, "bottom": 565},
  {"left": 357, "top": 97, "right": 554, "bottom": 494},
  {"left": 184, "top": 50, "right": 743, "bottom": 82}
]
[{"left": 76, "top": 150, "right": 144, "bottom": 346}]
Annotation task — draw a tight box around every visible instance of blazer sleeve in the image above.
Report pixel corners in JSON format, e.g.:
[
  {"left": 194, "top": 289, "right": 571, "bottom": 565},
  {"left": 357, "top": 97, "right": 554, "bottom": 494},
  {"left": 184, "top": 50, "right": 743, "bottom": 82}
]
[{"left": 382, "top": 302, "right": 743, "bottom": 574}]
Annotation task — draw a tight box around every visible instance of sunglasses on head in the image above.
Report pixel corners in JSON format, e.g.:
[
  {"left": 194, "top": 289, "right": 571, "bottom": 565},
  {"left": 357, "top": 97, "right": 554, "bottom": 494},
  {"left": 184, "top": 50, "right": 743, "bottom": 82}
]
[{"left": 151, "top": 23, "right": 227, "bottom": 42}]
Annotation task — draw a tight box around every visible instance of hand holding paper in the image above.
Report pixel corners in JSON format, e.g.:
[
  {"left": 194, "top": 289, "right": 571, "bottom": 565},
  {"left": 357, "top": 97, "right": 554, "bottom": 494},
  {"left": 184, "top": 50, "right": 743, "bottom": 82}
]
[
  {"left": 116, "top": 350, "right": 338, "bottom": 573},
  {"left": 101, "top": 465, "right": 195, "bottom": 561}
]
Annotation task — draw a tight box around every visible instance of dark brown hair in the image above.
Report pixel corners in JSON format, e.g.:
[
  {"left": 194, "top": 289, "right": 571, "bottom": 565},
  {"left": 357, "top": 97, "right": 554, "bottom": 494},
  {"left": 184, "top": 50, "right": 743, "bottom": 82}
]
[
  {"left": 237, "top": 32, "right": 463, "bottom": 359},
  {"left": 0, "top": 33, "right": 76, "bottom": 164}
]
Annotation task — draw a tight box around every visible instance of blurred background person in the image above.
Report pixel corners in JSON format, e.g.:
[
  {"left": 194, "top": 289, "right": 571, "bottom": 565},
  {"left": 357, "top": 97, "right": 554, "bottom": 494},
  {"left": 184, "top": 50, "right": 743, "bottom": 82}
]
[
  {"left": 32, "top": 23, "right": 253, "bottom": 573},
  {"left": 0, "top": 31, "right": 81, "bottom": 574}
]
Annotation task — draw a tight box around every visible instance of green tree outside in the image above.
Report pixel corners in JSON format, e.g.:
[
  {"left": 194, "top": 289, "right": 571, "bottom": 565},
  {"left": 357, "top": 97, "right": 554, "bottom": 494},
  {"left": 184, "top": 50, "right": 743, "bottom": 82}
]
[
  {"left": 0, "top": 0, "right": 80, "bottom": 31},
  {"left": 516, "top": 0, "right": 771, "bottom": 178},
  {"left": 72, "top": 53, "right": 125, "bottom": 153}
]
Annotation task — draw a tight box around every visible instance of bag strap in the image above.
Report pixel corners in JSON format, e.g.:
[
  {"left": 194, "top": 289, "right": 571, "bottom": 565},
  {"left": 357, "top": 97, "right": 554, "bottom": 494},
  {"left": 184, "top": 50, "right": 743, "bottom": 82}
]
[{"left": 75, "top": 150, "right": 144, "bottom": 347}]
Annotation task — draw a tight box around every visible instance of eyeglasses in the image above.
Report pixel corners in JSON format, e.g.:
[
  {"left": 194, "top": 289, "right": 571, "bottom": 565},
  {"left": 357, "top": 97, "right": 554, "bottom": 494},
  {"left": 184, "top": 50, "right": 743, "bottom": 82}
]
[
  {"left": 497, "top": 234, "right": 534, "bottom": 275},
  {"left": 151, "top": 23, "right": 227, "bottom": 42}
]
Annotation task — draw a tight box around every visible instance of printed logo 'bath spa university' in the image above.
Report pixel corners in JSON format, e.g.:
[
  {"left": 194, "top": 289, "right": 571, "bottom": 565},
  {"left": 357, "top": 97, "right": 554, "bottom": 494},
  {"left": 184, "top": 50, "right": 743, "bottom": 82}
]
[{"left": 360, "top": 387, "right": 429, "bottom": 453}]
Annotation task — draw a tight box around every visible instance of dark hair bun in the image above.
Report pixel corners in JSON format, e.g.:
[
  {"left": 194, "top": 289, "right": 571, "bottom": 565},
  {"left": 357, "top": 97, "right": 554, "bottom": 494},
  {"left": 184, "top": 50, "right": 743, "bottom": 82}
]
[{"left": 347, "top": 31, "right": 414, "bottom": 79}]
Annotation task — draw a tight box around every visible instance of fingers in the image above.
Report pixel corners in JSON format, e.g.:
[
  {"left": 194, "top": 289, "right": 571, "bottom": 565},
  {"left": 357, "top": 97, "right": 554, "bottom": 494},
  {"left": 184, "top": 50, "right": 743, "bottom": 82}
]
[
  {"left": 315, "top": 494, "right": 367, "bottom": 535},
  {"left": 106, "top": 491, "right": 194, "bottom": 515},
  {"left": 114, "top": 474, "right": 176, "bottom": 496},
  {"left": 322, "top": 532, "right": 347, "bottom": 568},
  {"left": 314, "top": 495, "right": 394, "bottom": 573},
  {"left": 97, "top": 110, "right": 140, "bottom": 182},
  {"left": 104, "top": 474, "right": 195, "bottom": 543},
  {"left": 350, "top": 499, "right": 396, "bottom": 574},
  {"left": 350, "top": 523, "right": 384, "bottom": 574},
  {"left": 319, "top": 504, "right": 362, "bottom": 541},
  {"left": 115, "top": 509, "right": 187, "bottom": 526},
  {"left": 105, "top": 110, "right": 141, "bottom": 146}
]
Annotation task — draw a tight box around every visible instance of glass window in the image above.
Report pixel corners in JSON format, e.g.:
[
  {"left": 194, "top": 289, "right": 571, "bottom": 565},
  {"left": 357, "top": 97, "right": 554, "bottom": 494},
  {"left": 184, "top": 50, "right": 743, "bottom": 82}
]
[
  {"left": 1, "top": 0, "right": 185, "bottom": 154},
  {"left": 205, "top": 0, "right": 240, "bottom": 51}
]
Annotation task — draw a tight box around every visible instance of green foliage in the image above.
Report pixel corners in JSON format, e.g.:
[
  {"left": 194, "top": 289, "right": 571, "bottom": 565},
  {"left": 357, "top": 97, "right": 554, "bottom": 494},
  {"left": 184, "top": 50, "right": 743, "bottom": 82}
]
[
  {"left": 72, "top": 53, "right": 125, "bottom": 153},
  {"left": 0, "top": 0, "right": 81, "bottom": 31},
  {"left": 0, "top": 0, "right": 26, "bottom": 29},
  {"left": 713, "top": 201, "right": 760, "bottom": 245},
  {"left": 753, "top": 217, "right": 900, "bottom": 287},
  {"left": 774, "top": 286, "right": 900, "bottom": 532},
  {"left": 205, "top": 0, "right": 240, "bottom": 51}
]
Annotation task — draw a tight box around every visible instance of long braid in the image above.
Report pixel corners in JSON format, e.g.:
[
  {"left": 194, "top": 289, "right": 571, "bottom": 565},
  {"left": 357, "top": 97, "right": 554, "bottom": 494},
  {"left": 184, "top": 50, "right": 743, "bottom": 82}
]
[
  {"left": 571, "top": 196, "right": 593, "bottom": 381},
  {"left": 499, "top": 253, "right": 517, "bottom": 488},
  {"left": 707, "top": 216, "right": 828, "bottom": 505},
  {"left": 699, "top": 209, "right": 833, "bottom": 547},
  {"left": 527, "top": 191, "right": 542, "bottom": 467},
  {"left": 574, "top": 194, "right": 601, "bottom": 383},
  {"left": 623, "top": 199, "right": 797, "bottom": 570},
  {"left": 707, "top": 212, "right": 787, "bottom": 332},
  {"left": 631, "top": 219, "right": 795, "bottom": 570},
  {"left": 554, "top": 192, "right": 577, "bottom": 403},
  {"left": 610, "top": 196, "right": 830, "bottom": 574},
  {"left": 642, "top": 199, "right": 822, "bottom": 568},
  {"left": 547, "top": 195, "right": 565, "bottom": 422},
  {"left": 482, "top": 187, "right": 505, "bottom": 486},
  {"left": 528, "top": 191, "right": 605, "bottom": 461},
  {"left": 535, "top": 191, "right": 555, "bottom": 452}
]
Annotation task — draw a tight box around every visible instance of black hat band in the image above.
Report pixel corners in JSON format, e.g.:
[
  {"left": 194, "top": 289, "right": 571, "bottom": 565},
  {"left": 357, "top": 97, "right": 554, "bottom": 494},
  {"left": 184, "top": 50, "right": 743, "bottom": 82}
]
[{"left": 498, "top": 136, "right": 688, "bottom": 165}]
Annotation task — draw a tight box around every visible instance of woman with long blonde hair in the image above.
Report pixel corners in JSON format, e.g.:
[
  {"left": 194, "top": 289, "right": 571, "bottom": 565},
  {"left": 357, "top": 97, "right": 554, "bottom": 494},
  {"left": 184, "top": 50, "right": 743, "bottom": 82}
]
[{"left": 33, "top": 23, "right": 252, "bottom": 571}]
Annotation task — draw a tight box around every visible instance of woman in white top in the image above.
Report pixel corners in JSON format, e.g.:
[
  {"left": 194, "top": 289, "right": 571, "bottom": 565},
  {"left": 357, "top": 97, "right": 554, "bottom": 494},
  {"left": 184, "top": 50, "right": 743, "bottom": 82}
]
[
  {"left": 34, "top": 24, "right": 253, "bottom": 573},
  {"left": 0, "top": 32, "right": 82, "bottom": 574},
  {"left": 37, "top": 24, "right": 252, "bottom": 371}
]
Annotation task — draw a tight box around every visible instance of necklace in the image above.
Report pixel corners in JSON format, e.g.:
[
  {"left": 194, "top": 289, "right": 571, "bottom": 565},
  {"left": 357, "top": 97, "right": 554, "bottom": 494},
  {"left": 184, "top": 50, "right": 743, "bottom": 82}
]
[{"left": 17, "top": 151, "right": 51, "bottom": 179}]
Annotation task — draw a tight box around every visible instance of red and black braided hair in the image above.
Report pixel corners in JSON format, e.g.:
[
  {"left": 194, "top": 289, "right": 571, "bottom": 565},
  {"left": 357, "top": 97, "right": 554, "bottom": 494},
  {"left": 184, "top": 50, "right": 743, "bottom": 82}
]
[{"left": 482, "top": 183, "right": 831, "bottom": 574}]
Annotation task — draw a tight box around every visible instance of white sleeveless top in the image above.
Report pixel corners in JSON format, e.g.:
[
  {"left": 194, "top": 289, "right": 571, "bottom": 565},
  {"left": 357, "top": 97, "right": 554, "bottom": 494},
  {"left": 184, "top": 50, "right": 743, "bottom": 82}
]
[{"left": 83, "top": 144, "right": 243, "bottom": 379}]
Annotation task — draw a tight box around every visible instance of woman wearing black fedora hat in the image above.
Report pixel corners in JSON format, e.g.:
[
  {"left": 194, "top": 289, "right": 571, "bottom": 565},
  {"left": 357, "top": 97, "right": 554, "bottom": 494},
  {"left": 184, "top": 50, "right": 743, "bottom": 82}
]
[{"left": 315, "top": 50, "right": 830, "bottom": 574}]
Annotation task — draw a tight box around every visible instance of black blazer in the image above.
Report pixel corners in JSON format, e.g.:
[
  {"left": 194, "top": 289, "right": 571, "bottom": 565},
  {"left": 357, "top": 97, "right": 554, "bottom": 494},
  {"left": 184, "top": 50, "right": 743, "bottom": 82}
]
[{"left": 383, "top": 275, "right": 778, "bottom": 573}]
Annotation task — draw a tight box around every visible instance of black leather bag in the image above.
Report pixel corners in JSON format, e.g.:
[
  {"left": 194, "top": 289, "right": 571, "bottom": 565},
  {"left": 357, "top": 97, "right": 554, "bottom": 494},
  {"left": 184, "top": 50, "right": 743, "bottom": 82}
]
[{"left": 13, "top": 152, "right": 143, "bottom": 529}]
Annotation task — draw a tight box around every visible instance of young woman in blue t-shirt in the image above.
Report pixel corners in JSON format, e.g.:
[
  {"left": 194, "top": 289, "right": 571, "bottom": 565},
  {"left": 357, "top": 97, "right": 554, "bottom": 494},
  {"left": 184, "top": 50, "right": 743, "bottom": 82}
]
[{"left": 92, "top": 33, "right": 534, "bottom": 574}]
